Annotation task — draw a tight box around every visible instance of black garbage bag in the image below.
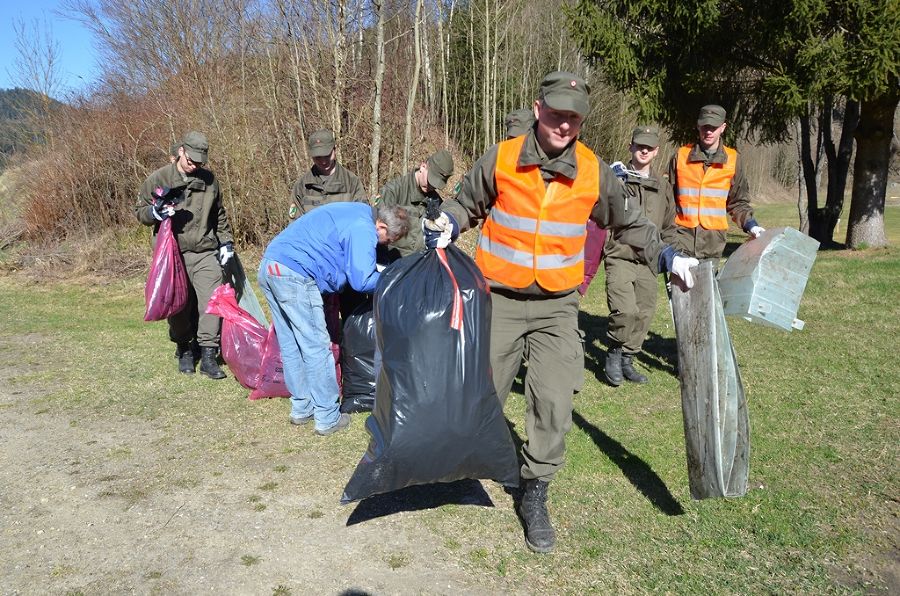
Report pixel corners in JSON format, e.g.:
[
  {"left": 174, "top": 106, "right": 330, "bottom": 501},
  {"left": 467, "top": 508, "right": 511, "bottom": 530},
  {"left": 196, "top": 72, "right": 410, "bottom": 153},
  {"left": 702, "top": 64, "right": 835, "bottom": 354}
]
[
  {"left": 341, "top": 245, "right": 520, "bottom": 503},
  {"left": 340, "top": 297, "right": 376, "bottom": 414}
]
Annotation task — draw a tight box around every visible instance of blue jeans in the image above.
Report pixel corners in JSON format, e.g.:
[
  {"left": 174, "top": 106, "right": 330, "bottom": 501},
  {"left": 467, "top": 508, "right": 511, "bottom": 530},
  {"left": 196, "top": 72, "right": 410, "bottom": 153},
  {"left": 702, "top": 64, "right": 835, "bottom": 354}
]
[{"left": 258, "top": 258, "right": 340, "bottom": 431}]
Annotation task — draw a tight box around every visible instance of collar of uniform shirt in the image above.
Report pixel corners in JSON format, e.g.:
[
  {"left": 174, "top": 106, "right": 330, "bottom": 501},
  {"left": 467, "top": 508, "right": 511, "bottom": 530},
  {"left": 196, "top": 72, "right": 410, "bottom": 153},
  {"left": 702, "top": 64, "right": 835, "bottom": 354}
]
[{"left": 517, "top": 130, "right": 578, "bottom": 181}]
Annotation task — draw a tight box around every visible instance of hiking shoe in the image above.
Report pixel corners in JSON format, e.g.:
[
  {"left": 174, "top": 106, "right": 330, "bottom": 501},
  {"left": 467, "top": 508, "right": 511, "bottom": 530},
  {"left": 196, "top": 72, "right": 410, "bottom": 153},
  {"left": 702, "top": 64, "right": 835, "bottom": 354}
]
[
  {"left": 315, "top": 413, "right": 351, "bottom": 436},
  {"left": 290, "top": 414, "right": 313, "bottom": 425}
]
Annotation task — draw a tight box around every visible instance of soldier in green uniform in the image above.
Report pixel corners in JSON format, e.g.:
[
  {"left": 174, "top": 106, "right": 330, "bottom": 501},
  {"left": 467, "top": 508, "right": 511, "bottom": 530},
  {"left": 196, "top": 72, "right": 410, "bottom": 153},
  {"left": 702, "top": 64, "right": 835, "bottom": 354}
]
[
  {"left": 289, "top": 129, "right": 368, "bottom": 220},
  {"left": 604, "top": 125, "right": 677, "bottom": 386},
  {"left": 429, "top": 72, "right": 699, "bottom": 553},
  {"left": 666, "top": 105, "right": 764, "bottom": 260},
  {"left": 376, "top": 149, "right": 454, "bottom": 260},
  {"left": 136, "top": 131, "right": 233, "bottom": 380}
]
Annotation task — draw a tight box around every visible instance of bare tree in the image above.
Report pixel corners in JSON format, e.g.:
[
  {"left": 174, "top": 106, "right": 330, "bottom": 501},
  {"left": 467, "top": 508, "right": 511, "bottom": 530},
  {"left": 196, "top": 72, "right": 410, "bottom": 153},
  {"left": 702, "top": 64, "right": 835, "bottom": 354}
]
[
  {"left": 403, "top": 0, "right": 424, "bottom": 168},
  {"left": 369, "top": 0, "right": 387, "bottom": 194}
]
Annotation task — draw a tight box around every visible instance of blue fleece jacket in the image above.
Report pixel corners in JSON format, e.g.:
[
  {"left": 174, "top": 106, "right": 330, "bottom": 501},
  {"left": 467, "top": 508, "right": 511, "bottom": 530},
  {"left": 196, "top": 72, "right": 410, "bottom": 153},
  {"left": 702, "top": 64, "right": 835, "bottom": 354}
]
[{"left": 263, "top": 202, "right": 380, "bottom": 294}]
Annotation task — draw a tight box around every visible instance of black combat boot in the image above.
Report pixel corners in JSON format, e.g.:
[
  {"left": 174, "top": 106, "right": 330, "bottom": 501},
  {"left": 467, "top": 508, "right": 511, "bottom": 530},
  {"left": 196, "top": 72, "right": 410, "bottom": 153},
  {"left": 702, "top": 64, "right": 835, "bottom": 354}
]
[
  {"left": 199, "top": 347, "right": 226, "bottom": 380},
  {"left": 622, "top": 353, "right": 648, "bottom": 384},
  {"left": 517, "top": 479, "right": 556, "bottom": 553},
  {"left": 175, "top": 342, "right": 196, "bottom": 374},
  {"left": 604, "top": 346, "right": 624, "bottom": 386}
]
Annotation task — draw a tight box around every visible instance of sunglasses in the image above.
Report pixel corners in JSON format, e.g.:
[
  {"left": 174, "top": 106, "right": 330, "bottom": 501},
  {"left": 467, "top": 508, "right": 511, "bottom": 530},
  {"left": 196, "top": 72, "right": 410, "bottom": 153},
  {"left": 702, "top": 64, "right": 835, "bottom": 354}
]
[{"left": 183, "top": 152, "right": 205, "bottom": 167}]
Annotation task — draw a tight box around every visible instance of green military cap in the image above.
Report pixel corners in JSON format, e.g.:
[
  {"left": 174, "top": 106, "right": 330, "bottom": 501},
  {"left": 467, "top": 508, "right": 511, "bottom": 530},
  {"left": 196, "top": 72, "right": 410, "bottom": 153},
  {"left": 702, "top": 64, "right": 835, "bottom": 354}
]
[
  {"left": 632, "top": 124, "right": 660, "bottom": 147},
  {"left": 697, "top": 104, "right": 726, "bottom": 127},
  {"left": 308, "top": 129, "right": 336, "bottom": 158},
  {"left": 426, "top": 149, "right": 454, "bottom": 190},
  {"left": 504, "top": 108, "right": 536, "bottom": 139},
  {"left": 538, "top": 71, "right": 591, "bottom": 117},
  {"left": 181, "top": 131, "right": 209, "bottom": 163},
  {"left": 169, "top": 142, "right": 180, "bottom": 159}
]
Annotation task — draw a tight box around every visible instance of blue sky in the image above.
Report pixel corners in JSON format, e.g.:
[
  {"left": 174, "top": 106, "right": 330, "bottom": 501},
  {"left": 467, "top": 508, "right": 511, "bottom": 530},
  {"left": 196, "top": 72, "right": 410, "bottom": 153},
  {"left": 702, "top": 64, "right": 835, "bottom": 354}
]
[{"left": 0, "top": 0, "right": 100, "bottom": 95}]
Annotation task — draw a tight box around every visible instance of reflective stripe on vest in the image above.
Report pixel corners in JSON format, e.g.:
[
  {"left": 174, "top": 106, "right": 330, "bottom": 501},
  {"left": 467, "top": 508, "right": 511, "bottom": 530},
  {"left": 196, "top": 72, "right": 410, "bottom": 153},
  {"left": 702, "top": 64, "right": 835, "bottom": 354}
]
[
  {"left": 475, "top": 136, "right": 599, "bottom": 291},
  {"left": 674, "top": 145, "right": 736, "bottom": 230}
]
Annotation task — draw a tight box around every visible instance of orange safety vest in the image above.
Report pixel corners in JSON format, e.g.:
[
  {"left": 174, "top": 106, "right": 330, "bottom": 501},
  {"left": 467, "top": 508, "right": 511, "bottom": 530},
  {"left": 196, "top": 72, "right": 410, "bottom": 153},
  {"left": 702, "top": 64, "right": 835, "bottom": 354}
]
[
  {"left": 674, "top": 144, "right": 736, "bottom": 230},
  {"left": 475, "top": 136, "right": 599, "bottom": 291}
]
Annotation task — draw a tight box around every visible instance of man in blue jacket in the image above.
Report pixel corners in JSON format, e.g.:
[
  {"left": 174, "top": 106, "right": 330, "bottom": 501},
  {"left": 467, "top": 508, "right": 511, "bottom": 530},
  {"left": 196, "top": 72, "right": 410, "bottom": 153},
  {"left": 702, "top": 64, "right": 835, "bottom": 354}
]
[{"left": 258, "top": 203, "right": 410, "bottom": 436}]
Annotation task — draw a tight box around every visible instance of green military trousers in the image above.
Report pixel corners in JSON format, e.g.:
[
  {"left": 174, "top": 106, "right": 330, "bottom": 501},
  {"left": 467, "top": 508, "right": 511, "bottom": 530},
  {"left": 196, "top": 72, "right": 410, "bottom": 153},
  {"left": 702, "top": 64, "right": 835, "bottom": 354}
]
[
  {"left": 168, "top": 250, "right": 223, "bottom": 349},
  {"left": 490, "top": 290, "right": 583, "bottom": 481},
  {"left": 605, "top": 258, "right": 660, "bottom": 354}
]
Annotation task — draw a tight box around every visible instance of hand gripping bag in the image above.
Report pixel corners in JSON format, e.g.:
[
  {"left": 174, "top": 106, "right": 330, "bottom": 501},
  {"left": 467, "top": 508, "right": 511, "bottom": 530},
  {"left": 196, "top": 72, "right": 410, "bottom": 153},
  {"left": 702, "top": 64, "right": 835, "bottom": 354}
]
[
  {"left": 143, "top": 218, "right": 188, "bottom": 321},
  {"left": 341, "top": 246, "right": 519, "bottom": 503}
]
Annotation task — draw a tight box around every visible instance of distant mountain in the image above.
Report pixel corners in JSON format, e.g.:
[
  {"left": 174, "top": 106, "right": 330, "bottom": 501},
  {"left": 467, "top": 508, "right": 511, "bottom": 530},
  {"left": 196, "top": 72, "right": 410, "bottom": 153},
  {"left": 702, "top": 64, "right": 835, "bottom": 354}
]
[{"left": 0, "top": 88, "right": 64, "bottom": 170}]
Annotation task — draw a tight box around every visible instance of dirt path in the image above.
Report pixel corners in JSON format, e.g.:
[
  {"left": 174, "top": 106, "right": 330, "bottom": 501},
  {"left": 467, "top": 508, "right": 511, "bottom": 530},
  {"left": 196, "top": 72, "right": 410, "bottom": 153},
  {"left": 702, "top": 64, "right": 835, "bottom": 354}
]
[{"left": 0, "top": 337, "right": 517, "bottom": 595}]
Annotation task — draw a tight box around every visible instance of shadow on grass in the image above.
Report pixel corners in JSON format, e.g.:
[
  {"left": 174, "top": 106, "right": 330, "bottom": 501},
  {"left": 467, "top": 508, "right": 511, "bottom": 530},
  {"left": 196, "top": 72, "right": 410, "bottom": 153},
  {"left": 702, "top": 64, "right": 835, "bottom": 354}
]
[
  {"left": 345, "top": 479, "right": 495, "bottom": 526},
  {"left": 572, "top": 410, "right": 685, "bottom": 516},
  {"left": 579, "top": 298, "right": 680, "bottom": 381},
  {"left": 639, "top": 330, "right": 678, "bottom": 376}
]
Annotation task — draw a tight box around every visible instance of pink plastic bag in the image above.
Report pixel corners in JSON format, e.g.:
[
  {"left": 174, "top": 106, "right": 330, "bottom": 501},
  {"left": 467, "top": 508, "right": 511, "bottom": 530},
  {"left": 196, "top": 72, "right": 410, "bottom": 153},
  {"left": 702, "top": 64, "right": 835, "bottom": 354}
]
[
  {"left": 206, "top": 284, "right": 290, "bottom": 399},
  {"left": 144, "top": 218, "right": 188, "bottom": 321},
  {"left": 249, "top": 325, "right": 291, "bottom": 400},
  {"left": 206, "top": 284, "right": 266, "bottom": 389}
]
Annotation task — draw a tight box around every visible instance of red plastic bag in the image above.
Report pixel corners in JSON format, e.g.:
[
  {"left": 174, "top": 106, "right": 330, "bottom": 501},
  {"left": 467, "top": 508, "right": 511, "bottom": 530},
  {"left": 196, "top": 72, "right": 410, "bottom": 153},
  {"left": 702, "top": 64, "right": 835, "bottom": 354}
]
[
  {"left": 206, "top": 284, "right": 266, "bottom": 389},
  {"left": 144, "top": 218, "right": 188, "bottom": 321},
  {"left": 249, "top": 325, "right": 291, "bottom": 400}
]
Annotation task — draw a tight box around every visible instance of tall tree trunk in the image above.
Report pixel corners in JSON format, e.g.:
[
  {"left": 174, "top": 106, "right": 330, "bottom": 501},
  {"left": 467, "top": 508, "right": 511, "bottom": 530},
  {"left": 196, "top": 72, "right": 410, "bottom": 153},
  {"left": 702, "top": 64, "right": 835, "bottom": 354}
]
[
  {"left": 403, "top": 0, "right": 423, "bottom": 168},
  {"left": 369, "top": 0, "right": 386, "bottom": 194},
  {"left": 846, "top": 92, "right": 898, "bottom": 249},
  {"left": 819, "top": 99, "right": 859, "bottom": 245}
]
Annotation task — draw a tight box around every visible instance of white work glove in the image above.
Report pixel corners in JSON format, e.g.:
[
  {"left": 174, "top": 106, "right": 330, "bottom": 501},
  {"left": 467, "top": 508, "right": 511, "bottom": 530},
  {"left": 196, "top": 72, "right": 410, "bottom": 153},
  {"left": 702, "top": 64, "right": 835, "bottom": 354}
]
[
  {"left": 152, "top": 203, "right": 176, "bottom": 221},
  {"left": 423, "top": 212, "right": 459, "bottom": 249},
  {"left": 671, "top": 255, "right": 699, "bottom": 290},
  {"left": 217, "top": 242, "right": 234, "bottom": 267},
  {"left": 749, "top": 225, "right": 766, "bottom": 238}
]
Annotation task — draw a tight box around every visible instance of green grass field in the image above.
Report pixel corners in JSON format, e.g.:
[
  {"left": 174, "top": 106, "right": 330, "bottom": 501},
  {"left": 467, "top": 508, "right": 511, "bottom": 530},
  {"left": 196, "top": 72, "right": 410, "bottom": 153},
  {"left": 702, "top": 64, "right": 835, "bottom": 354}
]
[{"left": 1, "top": 204, "right": 897, "bottom": 593}]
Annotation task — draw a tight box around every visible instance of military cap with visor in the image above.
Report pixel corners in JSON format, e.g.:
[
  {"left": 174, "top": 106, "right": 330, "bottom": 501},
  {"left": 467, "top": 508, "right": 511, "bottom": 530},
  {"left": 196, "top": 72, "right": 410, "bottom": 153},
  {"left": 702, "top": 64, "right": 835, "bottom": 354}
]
[
  {"left": 308, "top": 129, "right": 336, "bottom": 158},
  {"left": 539, "top": 71, "right": 591, "bottom": 117},
  {"left": 697, "top": 104, "right": 726, "bottom": 127},
  {"left": 182, "top": 131, "right": 209, "bottom": 164},
  {"left": 426, "top": 149, "right": 454, "bottom": 190},
  {"left": 504, "top": 108, "right": 536, "bottom": 138},
  {"left": 632, "top": 125, "right": 660, "bottom": 148}
]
